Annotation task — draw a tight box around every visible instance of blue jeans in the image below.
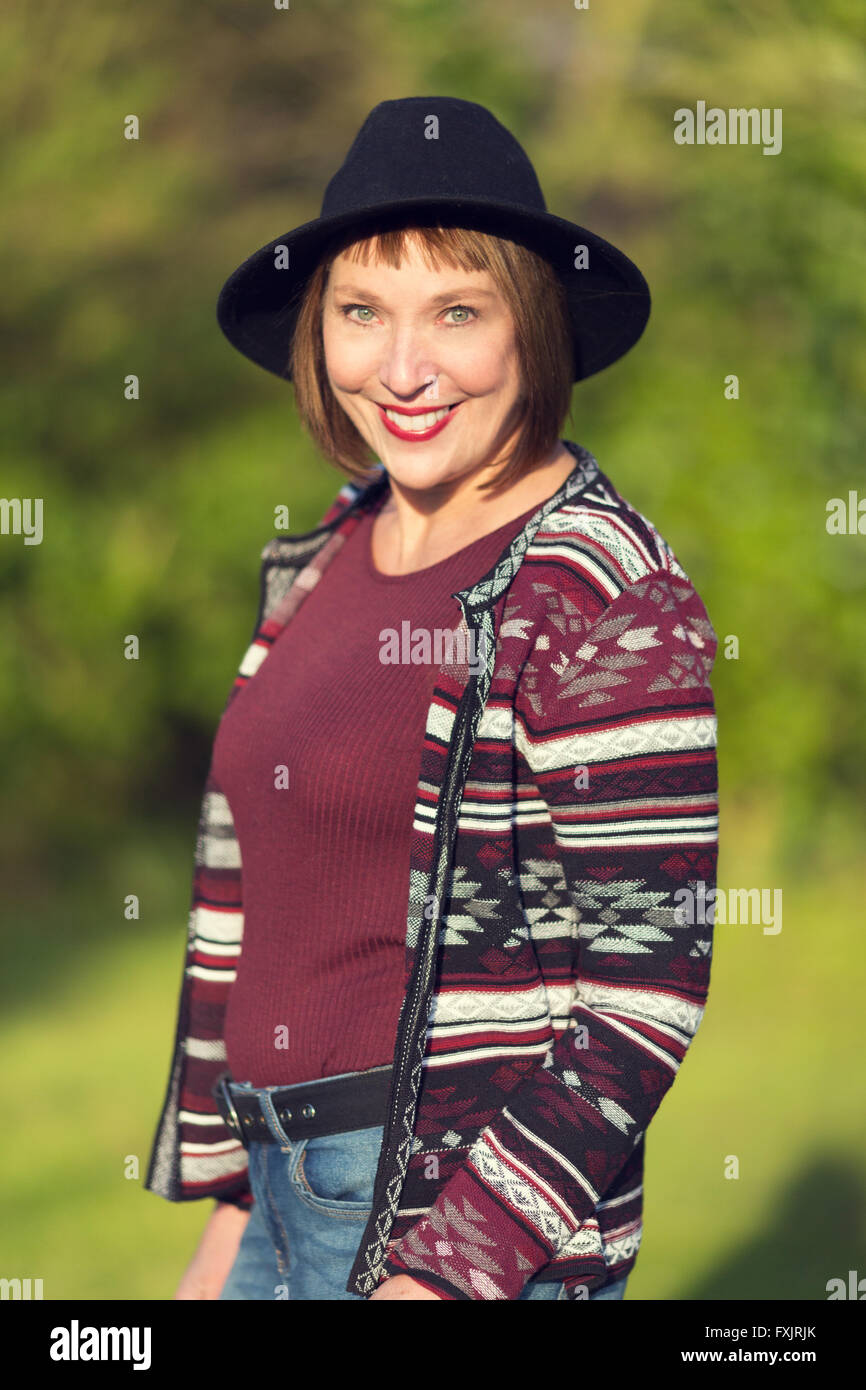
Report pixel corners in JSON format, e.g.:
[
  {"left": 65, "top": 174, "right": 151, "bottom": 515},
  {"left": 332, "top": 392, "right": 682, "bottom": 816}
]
[{"left": 218, "top": 1078, "right": 629, "bottom": 1301}]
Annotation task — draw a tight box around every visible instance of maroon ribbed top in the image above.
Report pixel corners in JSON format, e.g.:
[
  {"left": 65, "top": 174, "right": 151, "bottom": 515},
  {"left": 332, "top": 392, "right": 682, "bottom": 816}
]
[{"left": 213, "top": 491, "right": 539, "bottom": 1086}]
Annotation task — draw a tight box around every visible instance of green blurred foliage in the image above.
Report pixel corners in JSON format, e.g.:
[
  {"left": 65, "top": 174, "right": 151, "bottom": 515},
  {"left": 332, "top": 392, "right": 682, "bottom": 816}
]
[
  {"left": 2, "top": 807, "right": 863, "bottom": 1298},
  {"left": 2, "top": 0, "right": 865, "bottom": 877}
]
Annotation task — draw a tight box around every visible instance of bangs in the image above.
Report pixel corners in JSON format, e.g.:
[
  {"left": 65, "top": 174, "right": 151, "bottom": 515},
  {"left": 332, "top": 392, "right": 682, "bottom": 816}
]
[{"left": 335, "top": 225, "right": 492, "bottom": 276}]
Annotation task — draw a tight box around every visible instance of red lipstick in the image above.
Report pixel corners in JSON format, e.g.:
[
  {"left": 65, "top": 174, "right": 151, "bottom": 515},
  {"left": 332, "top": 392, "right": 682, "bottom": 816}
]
[{"left": 377, "top": 401, "right": 461, "bottom": 442}]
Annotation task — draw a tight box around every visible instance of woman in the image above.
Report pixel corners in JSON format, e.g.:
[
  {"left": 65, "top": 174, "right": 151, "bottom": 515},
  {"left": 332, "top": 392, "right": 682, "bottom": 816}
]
[{"left": 145, "top": 96, "right": 719, "bottom": 1302}]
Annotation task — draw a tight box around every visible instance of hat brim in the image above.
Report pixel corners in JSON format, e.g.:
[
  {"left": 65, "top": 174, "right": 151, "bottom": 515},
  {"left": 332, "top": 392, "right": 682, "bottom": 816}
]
[{"left": 216, "top": 197, "right": 650, "bottom": 383}]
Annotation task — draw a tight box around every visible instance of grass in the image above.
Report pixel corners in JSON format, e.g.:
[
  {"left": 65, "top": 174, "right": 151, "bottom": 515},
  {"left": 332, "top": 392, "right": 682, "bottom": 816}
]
[{"left": 2, "top": 805, "right": 863, "bottom": 1300}]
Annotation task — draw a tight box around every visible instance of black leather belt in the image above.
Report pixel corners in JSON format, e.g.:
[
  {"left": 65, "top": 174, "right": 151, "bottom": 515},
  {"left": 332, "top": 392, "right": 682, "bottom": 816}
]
[{"left": 212, "top": 1065, "right": 393, "bottom": 1145}]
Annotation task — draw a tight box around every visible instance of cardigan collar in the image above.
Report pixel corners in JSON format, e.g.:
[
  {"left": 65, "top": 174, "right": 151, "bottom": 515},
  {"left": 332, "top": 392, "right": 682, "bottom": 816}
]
[{"left": 264, "top": 440, "right": 600, "bottom": 615}]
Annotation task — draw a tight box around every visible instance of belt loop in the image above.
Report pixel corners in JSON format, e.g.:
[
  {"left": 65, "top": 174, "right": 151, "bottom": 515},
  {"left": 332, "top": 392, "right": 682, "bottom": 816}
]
[{"left": 214, "top": 1070, "right": 244, "bottom": 1144}]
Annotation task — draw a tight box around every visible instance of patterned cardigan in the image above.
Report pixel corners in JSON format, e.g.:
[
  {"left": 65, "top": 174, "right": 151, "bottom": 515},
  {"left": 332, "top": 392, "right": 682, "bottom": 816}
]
[{"left": 144, "top": 441, "right": 719, "bottom": 1300}]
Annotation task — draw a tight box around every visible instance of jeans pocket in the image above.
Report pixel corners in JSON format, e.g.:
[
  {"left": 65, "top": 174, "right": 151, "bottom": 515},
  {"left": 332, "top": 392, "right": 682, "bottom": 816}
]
[{"left": 290, "top": 1124, "right": 384, "bottom": 1217}]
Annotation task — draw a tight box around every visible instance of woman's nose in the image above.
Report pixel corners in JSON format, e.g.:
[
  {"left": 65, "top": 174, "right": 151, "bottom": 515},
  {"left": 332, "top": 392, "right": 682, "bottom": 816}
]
[{"left": 377, "top": 328, "right": 440, "bottom": 400}]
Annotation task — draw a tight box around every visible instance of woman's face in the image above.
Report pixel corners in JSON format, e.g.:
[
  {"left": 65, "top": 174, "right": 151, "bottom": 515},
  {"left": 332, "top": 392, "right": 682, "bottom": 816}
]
[{"left": 321, "top": 232, "right": 524, "bottom": 494}]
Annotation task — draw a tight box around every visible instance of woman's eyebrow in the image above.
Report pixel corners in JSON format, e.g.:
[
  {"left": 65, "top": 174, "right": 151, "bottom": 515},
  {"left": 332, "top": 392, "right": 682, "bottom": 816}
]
[{"left": 330, "top": 284, "right": 497, "bottom": 305}]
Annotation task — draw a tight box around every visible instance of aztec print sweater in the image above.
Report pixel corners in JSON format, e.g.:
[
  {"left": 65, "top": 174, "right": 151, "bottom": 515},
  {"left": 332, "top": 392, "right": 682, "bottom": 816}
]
[{"left": 144, "top": 441, "right": 719, "bottom": 1300}]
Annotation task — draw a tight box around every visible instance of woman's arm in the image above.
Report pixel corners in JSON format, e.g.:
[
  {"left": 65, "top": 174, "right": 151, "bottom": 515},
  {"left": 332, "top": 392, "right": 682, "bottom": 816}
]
[
  {"left": 380, "top": 569, "right": 719, "bottom": 1299},
  {"left": 174, "top": 1201, "right": 252, "bottom": 1300}
]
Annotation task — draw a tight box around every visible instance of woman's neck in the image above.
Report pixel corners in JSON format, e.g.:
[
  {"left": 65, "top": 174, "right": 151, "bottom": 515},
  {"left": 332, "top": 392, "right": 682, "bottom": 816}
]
[{"left": 369, "top": 441, "right": 576, "bottom": 577}]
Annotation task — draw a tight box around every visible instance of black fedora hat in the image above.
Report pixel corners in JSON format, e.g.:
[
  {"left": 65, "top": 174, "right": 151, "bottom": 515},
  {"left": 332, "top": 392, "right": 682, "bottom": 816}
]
[{"left": 216, "top": 95, "right": 650, "bottom": 383}]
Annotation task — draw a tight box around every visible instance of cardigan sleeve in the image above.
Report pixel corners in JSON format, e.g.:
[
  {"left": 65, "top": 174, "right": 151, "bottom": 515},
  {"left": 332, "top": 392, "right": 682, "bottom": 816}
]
[
  {"left": 143, "top": 761, "right": 255, "bottom": 1212},
  {"left": 380, "top": 569, "right": 719, "bottom": 1299}
]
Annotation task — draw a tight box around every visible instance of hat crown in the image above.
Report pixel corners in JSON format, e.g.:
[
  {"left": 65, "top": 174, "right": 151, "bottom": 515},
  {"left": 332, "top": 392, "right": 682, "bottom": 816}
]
[{"left": 321, "top": 96, "right": 547, "bottom": 218}]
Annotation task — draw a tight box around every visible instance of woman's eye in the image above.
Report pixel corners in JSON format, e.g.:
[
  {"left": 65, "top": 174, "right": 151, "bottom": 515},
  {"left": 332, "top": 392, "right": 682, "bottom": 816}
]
[
  {"left": 443, "top": 305, "right": 475, "bottom": 325},
  {"left": 343, "top": 305, "right": 376, "bottom": 323}
]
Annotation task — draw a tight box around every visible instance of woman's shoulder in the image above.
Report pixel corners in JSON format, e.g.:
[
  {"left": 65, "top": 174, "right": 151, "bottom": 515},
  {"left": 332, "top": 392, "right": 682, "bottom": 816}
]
[
  {"left": 544, "top": 459, "right": 692, "bottom": 589},
  {"left": 257, "top": 471, "right": 385, "bottom": 564},
  {"left": 508, "top": 460, "right": 718, "bottom": 690},
  {"left": 314, "top": 475, "right": 376, "bottom": 530},
  {"left": 507, "top": 455, "right": 716, "bottom": 651}
]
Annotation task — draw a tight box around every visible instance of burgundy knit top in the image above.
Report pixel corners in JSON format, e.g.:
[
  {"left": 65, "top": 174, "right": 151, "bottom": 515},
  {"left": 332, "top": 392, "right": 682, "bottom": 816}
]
[{"left": 212, "top": 489, "right": 539, "bottom": 1087}]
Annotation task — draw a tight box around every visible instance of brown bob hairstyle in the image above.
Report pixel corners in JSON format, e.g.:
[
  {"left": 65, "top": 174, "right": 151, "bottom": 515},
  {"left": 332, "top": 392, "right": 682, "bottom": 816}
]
[{"left": 289, "top": 222, "right": 575, "bottom": 494}]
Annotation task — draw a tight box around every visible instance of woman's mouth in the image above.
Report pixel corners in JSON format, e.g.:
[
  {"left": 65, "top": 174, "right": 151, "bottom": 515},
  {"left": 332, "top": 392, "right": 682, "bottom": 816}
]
[{"left": 377, "top": 401, "right": 462, "bottom": 442}]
